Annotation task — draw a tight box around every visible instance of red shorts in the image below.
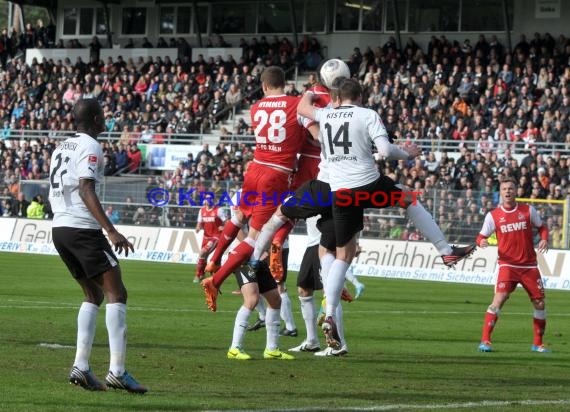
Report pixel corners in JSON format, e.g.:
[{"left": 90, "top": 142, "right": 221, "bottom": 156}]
[
  {"left": 290, "top": 155, "right": 320, "bottom": 192},
  {"left": 239, "top": 162, "right": 291, "bottom": 231},
  {"left": 201, "top": 236, "right": 219, "bottom": 253},
  {"left": 495, "top": 266, "right": 544, "bottom": 300}
]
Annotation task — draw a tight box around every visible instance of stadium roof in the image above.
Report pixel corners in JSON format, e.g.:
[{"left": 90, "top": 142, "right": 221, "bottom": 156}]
[{"left": 12, "top": 0, "right": 249, "bottom": 5}]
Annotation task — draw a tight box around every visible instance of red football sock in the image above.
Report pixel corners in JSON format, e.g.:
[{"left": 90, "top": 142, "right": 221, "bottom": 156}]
[
  {"left": 533, "top": 318, "right": 546, "bottom": 346},
  {"left": 273, "top": 220, "right": 294, "bottom": 246},
  {"left": 196, "top": 257, "right": 206, "bottom": 279},
  {"left": 209, "top": 221, "right": 241, "bottom": 265},
  {"left": 481, "top": 312, "right": 498, "bottom": 342},
  {"left": 211, "top": 239, "right": 254, "bottom": 288}
]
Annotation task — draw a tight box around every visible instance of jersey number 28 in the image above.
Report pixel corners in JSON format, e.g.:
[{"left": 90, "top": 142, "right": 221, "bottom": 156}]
[{"left": 254, "top": 109, "right": 286, "bottom": 144}]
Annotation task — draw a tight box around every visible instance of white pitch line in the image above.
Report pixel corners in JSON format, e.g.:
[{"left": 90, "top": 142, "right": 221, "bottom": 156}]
[
  {"left": 212, "top": 399, "right": 570, "bottom": 412},
  {"left": 4, "top": 299, "right": 76, "bottom": 306},
  {"left": 38, "top": 343, "right": 75, "bottom": 349}
]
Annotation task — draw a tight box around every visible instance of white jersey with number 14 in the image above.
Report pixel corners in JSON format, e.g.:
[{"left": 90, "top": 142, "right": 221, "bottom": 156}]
[{"left": 314, "top": 105, "right": 389, "bottom": 191}]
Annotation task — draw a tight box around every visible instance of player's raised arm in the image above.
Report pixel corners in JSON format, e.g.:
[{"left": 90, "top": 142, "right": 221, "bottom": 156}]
[
  {"left": 370, "top": 113, "right": 421, "bottom": 161},
  {"left": 297, "top": 91, "right": 317, "bottom": 120}
]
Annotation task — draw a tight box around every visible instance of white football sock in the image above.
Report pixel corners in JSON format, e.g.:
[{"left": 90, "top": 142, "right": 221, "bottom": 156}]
[
  {"left": 252, "top": 215, "right": 287, "bottom": 261},
  {"left": 406, "top": 201, "right": 452, "bottom": 255},
  {"left": 255, "top": 299, "right": 266, "bottom": 321},
  {"left": 335, "top": 303, "right": 346, "bottom": 349},
  {"left": 231, "top": 306, "right": 251, "bottom": 349},
  {"left": 280, "top": 291, "right": 296, "bottom": 331},
  {"left": 299, "top": 295, "right": 318, "bottom": 343},
  {"left": 230, "top": 215, "right": 244, "bottom": 228},
  {"left": 320, "top": 252, "right": 335, "bottom": 287},
  {"left": 106, "top": 303, "right": 127, "bottom": 376},
  {"left": 325, "top": 259, "right": 349, "bottom": 317},
  {"left": 344, "top": 266, "right": 362, "bottom": 288},
  {"left": 74, "top": 302, "right": 99, "bottom": 371},
  {"left": 265, "top": 308, "right": 281, "bottom": 351},
  {"left": 534, "top": 309, "right": 546, "bottom": 320}
]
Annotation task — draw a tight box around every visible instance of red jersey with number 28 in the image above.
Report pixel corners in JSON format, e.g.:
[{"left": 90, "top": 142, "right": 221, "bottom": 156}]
[
  {"left": 198, "top": 206, "right": 225, "bottom": 239},
  {"left": 479, "top": 203, "right": 542, "bottom": 268},
  {"left": 251, "top": 94, "right": 305, "bottom": 172}
]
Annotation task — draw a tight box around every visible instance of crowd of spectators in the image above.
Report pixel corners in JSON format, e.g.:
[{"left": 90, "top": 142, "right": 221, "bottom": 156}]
[{"left": 0, "top": 30, "right": 569, "bottom": 247}]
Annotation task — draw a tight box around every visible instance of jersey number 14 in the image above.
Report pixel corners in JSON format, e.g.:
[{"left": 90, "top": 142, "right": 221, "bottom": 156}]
[{"left": 323, "top": 122, "right": 352, "bottom": 157}]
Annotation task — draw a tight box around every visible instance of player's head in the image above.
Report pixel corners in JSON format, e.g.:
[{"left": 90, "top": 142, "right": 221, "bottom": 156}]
[
  {"left": 261, "top": 66, "right": 286, "bottom": 93},
  {"left": 328, "top": 77, "right": 346, "bottom": 106},
  {"left": 74, "top": 98, "right": 105, "bottom": 137},
  {"left": 337, "top": 78, "right": 362, "bottom": 104},
  {"left": 319, "top": 58, "right": 351, "bottom": 89},
  {"left": 499, "top": 176, "right": 517, "bottom": 204}
]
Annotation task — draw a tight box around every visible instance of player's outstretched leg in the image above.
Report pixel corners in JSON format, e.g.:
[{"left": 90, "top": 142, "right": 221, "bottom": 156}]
[{"left": 442, "top": 244, "right": 477, "bottom": 267}]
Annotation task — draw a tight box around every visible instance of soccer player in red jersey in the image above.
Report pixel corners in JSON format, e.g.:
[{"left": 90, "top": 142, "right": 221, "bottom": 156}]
[
  {"left": 201, "top": 66, "right": 306, "bottom": 311},
  {"left": 476, "top": 176, "right": 550, "bottom": 353},
  {"left": 194, "top": 200, "right": 226, "bottom": 283},
  {"left": 269, "top": 82, "right": 331, "bottom": 280}
]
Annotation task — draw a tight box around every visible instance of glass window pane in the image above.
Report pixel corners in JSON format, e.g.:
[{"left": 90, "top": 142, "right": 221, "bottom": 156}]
[
  {"left": 259, "top": 2, "right": 291, "bottom": 33},
  {"left": 63, "top": 8, "right": 77, "bottom": 35},
  {"left": 461, "top": 0, "right": 504, "bottom": 31},
  {"left": 79, "top": 8, "right": 94, "bottom": 35},
  {"left": 95, "top": 8, "right": 107, "bottom": 35},
  {"left": 385, "top": 0, "right": 406, "bottom": 31},
  {"left": 335, "top": 1, "right": 359, "bottom": 31},
  {"left": 177, "top": 7, "right": 192, "bottom": 34},
  {"left": 196, "top": 6, "right": 208, "bottom": 33},
  {"left": 122, "top": 8, "right": 147, "bottom": 35},
  {"left": 293, "top": 0, "right": 303, "bottom": 33},
  {"left": 408, "top": 0, "right": 458, "bottom": 32},
  {"left": 506, "top": 0, "right": 514, "bottom": 30},
  {"left": 306, "top": 0, "right": 326, "bottom": 32},
  {"left": 212, "top": 3, "right": 256, "bottom": 33},
  {"left": 362, "top": 0, "right": 383, "bottom": 31},
  {"left": 160, "top": 7, "right": 175, "bottom": 34}
]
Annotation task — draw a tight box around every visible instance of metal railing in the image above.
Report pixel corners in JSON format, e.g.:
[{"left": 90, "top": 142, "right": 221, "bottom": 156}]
[{"left": 3, "top": 129, "right": 570, "bottom": 158}]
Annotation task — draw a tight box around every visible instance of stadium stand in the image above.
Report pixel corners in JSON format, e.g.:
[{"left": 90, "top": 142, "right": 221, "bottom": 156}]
[{"left": 0, "top": 30, "right": 568, "bottom": 247}]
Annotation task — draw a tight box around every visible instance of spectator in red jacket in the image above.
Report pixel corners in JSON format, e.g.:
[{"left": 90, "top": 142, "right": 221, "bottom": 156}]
[{"left": 127, "top": 144, "right": 142, "bottom": 173}]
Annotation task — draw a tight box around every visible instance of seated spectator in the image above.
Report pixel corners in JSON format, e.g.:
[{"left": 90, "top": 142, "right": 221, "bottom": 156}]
[
  {"left": 235, "top": 117, "right": 249, "bottom": 135},
  {"left": 12, "top": 192, "right": 29, "bottom": 217},
  {"left": 133, "top": 207, "right": 147, "bottom": 225},
  {"left": 127, "top": 144, "right": 142, "bottom": 173},
  {"left": 225, "top": 83, "right": 242, "bottom": 115},
  {"left": 114, "top": 143, "right": 129, "bottom": 172},
  {"left": 105, "top": 205, "right": 120, "bottom": 224},
  {"left": 26, "top": 195, "right": 44, "bottom": 219}
]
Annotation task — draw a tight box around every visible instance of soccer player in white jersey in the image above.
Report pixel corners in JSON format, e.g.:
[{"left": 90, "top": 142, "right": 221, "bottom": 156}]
[
  {"left": 297, "top": 78, "right": 475, "bottom": 349},
  {"left": 49, "top": 99, "right": 147, "bottom": 393},
  {"left": 476, "top": 176, "right": 550, "bottom": 353},
  {"left": 288, "top": 215, "right": 352, "bottom": 356}
]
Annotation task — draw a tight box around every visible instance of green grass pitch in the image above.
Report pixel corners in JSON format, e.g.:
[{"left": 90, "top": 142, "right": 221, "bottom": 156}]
[{"left": 1, "top": 252, "right": 570, "bottom": 411}]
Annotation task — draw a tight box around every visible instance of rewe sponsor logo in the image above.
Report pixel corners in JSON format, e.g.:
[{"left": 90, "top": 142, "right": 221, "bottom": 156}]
[{"left": 499, "top": 221, "right": 528, "bottom": 233}]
